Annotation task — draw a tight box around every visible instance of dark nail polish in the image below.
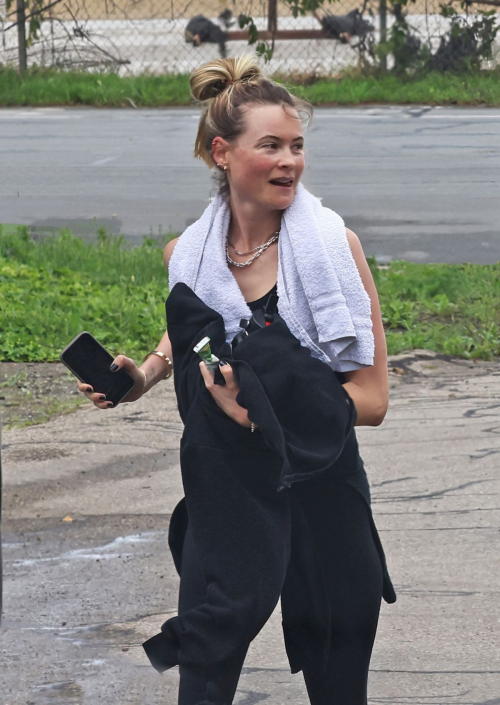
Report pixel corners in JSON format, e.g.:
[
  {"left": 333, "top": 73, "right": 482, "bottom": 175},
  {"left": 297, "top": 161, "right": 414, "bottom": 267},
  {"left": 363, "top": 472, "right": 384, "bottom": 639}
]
[
  {"left": 107, "top": 402, "right": 114, "bottom": 407},
  {"left": 99, "top": 395, "right": 106, "bottom": 401},
  {"left": 86, "top": 386, "right": 92, "bottom": 392},
  {"left": 109, "top": 363, "right": 118, "bottom": 371},
  {"left": 219, "top": 360, "right": 228, "bottom": 366}
]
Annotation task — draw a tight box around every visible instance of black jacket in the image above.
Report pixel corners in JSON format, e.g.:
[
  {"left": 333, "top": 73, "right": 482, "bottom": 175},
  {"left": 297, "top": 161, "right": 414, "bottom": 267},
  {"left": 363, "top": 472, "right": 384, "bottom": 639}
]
[{"left": 142, "top": 282, "right": 396, "bottom": 679}]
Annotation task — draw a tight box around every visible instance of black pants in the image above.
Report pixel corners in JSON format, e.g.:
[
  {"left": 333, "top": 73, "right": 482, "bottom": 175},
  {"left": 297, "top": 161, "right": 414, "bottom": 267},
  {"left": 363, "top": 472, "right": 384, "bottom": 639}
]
[{"left": 177, "top": 472, "right": 384, "bottom": 705}]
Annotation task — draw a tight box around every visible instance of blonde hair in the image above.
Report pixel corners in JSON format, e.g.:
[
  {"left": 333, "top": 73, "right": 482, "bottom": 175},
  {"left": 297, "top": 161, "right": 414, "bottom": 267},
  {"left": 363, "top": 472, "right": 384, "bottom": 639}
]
[{"left": 189, "top": 54, "right": 313, "bottom": 194}]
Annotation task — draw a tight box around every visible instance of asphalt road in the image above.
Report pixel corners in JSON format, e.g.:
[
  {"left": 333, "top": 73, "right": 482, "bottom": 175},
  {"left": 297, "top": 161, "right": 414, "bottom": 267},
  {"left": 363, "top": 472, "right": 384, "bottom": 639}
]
[
  {"left": 1, "top": 350, "right": 499, "bottom": 703},
  {"left": 1, "top": 105, "right": 499, "bottom": 264}
]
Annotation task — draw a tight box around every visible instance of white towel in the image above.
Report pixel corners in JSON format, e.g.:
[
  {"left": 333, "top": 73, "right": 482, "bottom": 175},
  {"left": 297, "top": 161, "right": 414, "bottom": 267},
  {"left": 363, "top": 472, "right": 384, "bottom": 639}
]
[{"left": 168, "top": 181, "right": 375, "bottom": 372}]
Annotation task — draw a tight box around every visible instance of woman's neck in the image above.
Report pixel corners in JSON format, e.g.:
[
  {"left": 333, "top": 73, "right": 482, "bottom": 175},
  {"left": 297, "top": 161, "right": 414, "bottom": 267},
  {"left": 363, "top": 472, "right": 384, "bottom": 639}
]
[{"left": 227, "top": 198, "right": 283, "bottom": 252}]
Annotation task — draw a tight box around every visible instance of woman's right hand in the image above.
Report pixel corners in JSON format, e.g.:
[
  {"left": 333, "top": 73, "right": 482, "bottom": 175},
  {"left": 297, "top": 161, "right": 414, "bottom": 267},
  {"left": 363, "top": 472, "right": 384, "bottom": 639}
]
[{"left": 76, "top": 354, "right": 147, "bottom": 408}]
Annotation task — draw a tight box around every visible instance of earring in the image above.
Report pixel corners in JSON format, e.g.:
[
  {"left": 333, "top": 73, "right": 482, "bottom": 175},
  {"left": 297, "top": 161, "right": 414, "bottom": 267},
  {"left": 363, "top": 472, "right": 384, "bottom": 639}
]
[{"left": 217, "top": 163, "right": 227, "bottom": 171}]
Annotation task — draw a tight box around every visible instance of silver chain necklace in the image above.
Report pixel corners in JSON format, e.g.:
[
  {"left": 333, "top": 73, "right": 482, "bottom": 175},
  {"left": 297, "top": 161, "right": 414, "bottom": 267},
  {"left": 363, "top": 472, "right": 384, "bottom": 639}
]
[
  {"left": 228, "top": 231, "right": 280, "bottom": 255},
  {"left": 226, "top": 231, "right": 280, "bottom": 268}
]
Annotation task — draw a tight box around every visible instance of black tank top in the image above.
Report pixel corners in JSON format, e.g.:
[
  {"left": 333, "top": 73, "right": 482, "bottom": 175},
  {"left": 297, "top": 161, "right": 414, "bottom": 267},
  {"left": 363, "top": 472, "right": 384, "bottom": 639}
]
[{"left": 246, "top": 282, "right": 278, "bottom": 313}]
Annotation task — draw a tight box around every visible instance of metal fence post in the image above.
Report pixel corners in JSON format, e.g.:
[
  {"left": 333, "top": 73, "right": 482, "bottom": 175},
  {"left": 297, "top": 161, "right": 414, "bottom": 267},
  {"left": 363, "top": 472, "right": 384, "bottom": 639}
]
[
  {"left": 268, "top": 0, "right": 277, "bottom": 34},
  {"left": 379, "top": 0, "right": 387, "bottom": 72},
  {"left": 16, "top": 0, "right": 27, "bottom": 76}
]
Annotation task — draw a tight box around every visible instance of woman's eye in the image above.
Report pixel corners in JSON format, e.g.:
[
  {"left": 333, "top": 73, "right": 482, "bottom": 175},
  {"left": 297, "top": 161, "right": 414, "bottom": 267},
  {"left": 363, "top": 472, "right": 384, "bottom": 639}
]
[{"left": 262, "top": 143, "right": 304, "bottom": 150}]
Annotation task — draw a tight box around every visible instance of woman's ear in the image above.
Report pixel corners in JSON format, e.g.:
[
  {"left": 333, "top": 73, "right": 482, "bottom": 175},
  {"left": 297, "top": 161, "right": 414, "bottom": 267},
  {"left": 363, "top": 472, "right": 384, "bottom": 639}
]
[{"left": 211, "top": 136, "right": 229, "bottom": 167}]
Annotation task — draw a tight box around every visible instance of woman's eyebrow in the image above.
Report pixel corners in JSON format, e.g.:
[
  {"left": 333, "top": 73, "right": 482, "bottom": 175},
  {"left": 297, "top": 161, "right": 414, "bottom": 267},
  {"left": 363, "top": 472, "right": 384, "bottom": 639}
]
[{"left": 256, "top": 134, "right": 305, "bottom": 142}]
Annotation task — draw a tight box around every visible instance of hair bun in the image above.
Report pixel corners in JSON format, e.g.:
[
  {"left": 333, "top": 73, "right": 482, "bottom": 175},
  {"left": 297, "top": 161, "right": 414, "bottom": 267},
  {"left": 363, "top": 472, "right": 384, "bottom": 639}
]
[{"left": 190, "top": 55, "right": 263, "bottom": 102}]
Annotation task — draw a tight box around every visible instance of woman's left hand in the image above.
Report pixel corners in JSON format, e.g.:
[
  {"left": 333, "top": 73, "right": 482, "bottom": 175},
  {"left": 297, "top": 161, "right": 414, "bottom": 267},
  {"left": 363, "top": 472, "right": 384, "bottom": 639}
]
[{"left": 199, "top": 360, "right": 253, "bottom": 428}]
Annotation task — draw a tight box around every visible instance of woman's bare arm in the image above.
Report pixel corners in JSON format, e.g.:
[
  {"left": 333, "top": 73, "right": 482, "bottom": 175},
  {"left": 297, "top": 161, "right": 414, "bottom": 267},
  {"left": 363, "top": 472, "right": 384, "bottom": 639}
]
[
  {"left": 342, "top": 228, "right": 389, "bottom": 427},
  {"left": 137, "top": 237, "right": 180, "bottom": 393}
]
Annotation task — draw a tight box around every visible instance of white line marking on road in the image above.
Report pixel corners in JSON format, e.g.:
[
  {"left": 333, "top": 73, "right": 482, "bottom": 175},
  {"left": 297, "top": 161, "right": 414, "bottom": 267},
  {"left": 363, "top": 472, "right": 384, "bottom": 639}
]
[{"left": 92, "top": 156, "right": 120, "bottom": 166}]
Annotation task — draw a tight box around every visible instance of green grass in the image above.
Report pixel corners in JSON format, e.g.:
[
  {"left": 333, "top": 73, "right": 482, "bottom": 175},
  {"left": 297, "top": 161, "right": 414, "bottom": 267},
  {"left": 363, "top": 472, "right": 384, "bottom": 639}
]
[
  {"left": 1, "top": 66, "right": 499, "bottom": 107},
  {"left": 0, "top": 68, "right": 191, "bottom": 107},
  {"left": 370, "top": 258, "right": 500, "bottom": 360},
  {"left": 0, "top": 225, "right": 174, "bottom": 362},
  {"left": 291, "top": 69, "right": 500, "bottom": 106},
  {"left": 1, "top": 224, "right": 499, "bottom": 363}
]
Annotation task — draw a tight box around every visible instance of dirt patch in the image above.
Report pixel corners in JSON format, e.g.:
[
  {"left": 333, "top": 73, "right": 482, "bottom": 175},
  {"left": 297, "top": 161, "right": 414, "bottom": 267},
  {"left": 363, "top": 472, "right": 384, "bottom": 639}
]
[{"left": 0, "top": 361, "right": 86, "bottom": 430}]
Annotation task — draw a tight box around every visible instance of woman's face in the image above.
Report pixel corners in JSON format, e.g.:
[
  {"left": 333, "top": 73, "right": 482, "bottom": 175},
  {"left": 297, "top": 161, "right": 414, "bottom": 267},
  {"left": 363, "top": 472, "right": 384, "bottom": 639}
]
[{"left": 220, "top": 103, "right": 305, "bottom": 212}]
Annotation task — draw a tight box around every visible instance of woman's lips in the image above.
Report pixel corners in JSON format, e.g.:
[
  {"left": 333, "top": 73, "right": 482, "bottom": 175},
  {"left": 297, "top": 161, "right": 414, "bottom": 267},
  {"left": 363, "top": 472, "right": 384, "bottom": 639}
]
[{"left": 270, "top": 180, "right": 293, "bottom": 189}]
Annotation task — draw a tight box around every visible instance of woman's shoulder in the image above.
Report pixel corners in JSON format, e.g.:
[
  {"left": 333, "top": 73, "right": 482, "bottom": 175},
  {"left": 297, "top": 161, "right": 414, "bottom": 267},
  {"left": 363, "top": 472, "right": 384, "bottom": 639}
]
[{"left": 163, "top": 237, "right": 180, "bottom": 270}]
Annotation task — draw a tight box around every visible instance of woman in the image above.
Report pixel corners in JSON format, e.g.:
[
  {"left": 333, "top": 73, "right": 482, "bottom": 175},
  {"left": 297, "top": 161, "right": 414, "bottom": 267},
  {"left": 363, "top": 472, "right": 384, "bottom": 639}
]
[{"left": 78, "top": 55, "right": 394, "bottom": 704}]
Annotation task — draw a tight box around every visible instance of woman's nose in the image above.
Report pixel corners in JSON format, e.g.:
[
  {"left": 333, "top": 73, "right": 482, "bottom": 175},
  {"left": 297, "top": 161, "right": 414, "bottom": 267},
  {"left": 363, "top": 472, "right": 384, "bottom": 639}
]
[{"left": 277, "top": 149, "right": 296, "bottom": 167}]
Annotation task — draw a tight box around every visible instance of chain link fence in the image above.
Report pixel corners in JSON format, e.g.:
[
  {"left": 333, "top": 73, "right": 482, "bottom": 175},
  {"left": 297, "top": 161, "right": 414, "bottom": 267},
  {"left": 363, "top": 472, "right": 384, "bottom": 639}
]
[{"left": 1, "top": 0, "right": 499, "bottom": 75}]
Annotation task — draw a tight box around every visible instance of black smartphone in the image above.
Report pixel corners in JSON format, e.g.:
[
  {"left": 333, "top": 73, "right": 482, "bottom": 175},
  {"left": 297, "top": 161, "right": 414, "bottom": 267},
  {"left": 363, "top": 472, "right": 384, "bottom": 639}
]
[{"left": 60, "top": 331, "right": 135, "bottom": 407}]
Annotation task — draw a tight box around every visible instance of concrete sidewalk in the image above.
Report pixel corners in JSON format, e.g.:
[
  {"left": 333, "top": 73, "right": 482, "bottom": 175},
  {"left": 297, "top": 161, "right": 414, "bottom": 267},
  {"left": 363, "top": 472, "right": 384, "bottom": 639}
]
[{"left": 0, "top": 349, "right": 498, "bottom": 704}]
